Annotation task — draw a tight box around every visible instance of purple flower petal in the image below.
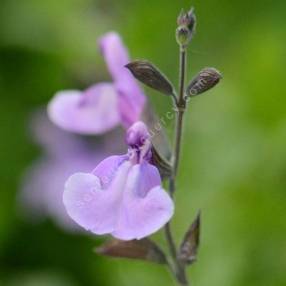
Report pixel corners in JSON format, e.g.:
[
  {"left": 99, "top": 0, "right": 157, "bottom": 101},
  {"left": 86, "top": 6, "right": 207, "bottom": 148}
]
[
  {"left": 63, "top": 159, "right": 131, "bottom": 235},
  {"left": 113, "top": 162, "right": 174, "bottom": 240},
  {"left": 48, "top": 83, "right": 120, "bottom": 134},
  {"left": 98, "top": 32, "right": 130, "bottom": 83},
  {"left": 99, "top": 32, "right": 146, "bottom": 126},
  {"left": 63, "top": 158, "right": 174, "bottom": 240},
  {"left": 92, "top": 155, "right": 128, "bottom": 189}
]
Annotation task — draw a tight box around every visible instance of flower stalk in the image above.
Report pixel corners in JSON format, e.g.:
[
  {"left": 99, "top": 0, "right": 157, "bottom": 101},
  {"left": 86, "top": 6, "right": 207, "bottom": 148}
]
[
  {"left": 164, "top": 45, "right": 189, "bottom": 285},
  {"left": 163, "top": 7, "right": 221, "bottom": 284}
]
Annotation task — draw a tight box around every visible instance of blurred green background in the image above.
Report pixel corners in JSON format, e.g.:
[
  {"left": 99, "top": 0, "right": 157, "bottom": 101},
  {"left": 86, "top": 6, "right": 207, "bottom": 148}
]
[{"left": 0, "top": 0, "right": 286, "bottom": 285}]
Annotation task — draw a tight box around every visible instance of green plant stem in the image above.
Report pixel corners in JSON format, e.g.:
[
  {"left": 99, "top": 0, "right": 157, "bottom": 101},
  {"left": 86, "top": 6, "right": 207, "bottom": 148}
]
[
  {"left": 164, "top": 223, "right": 177, "bottom": 260},
  {"left": 174, "top": 48, "right": 187, "bottom": 176},
  {"left": 164, "top": 47, "right": 188, "bottom": 286}
]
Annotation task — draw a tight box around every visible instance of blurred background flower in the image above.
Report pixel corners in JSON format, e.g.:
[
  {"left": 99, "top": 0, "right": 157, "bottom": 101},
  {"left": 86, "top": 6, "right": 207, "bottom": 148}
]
[
  {"left": 0, "top": 0, "right": 285, "bottom": 285},
  {"left": 19, "top": 109, "right": 125, "bottom": 231}
]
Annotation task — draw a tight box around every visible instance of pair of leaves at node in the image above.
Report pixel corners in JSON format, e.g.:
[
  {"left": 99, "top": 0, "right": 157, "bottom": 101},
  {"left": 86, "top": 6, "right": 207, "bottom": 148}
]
[{"left": 126, "top": 60, "right": 222, "bottom": 100}]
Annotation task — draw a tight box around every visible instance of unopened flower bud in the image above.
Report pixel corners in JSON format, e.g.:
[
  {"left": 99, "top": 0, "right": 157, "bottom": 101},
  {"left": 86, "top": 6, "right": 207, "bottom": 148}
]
[
  {"left": 177, "top": 8, "right": 196, "bottom": 32},
  {"left": 186, "top": 67, "right": 222, "bottom": 97},
  {"left": 176, "top": 26, "right": 192, "bottom": 48},
  {"left": 126, "top": 121, "right": 150, "bottom": 147},
  {"left": 176, "top": 7, "right": 196, "bottom": 48}
]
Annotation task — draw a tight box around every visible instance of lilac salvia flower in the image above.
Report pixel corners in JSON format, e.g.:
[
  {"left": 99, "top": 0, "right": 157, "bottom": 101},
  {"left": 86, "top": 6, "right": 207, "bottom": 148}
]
[
  {"left": 48, "top": 32, "right": 146, "bottom": 134},
  {"left": 63, "top": 121, "right": 174, "bottom": 240}
]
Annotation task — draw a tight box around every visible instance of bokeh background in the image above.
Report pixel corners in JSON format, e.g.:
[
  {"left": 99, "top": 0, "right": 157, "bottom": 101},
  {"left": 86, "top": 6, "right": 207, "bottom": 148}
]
[{"left": 0, "top": 0, "right": 286, "bottom": 285}]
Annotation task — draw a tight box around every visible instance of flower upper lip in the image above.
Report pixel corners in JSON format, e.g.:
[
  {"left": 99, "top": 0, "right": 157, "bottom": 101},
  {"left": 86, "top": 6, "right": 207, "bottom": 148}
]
[
  {"left": 47, "top": 32, "right": 146, "bottom": 135},
  {"left": 126, "top": 121, "right": 152, "bottom": 164}
]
